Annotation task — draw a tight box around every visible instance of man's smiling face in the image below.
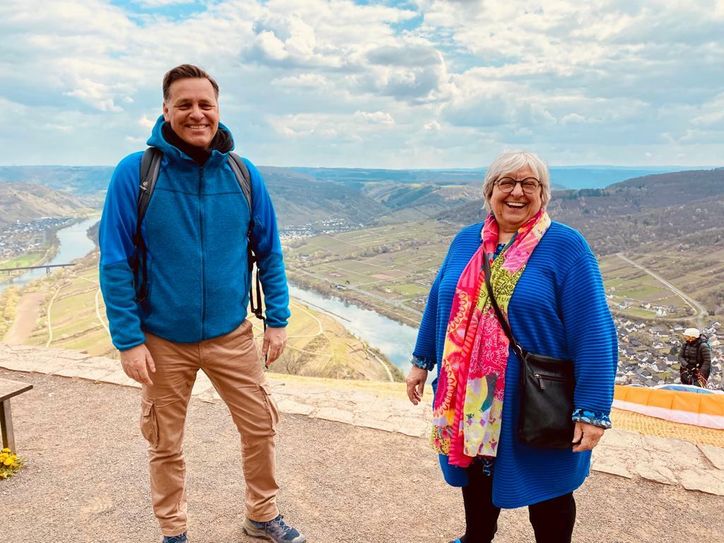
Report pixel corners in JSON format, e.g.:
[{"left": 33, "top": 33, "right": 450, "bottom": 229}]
[{"left": 163, "top": 77, "right": 219, "bottom": 149}]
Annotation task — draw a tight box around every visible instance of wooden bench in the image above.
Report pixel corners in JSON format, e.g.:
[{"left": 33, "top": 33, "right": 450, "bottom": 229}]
[{"left": 0, "top": 378, "right": 33, "bottom": 452}]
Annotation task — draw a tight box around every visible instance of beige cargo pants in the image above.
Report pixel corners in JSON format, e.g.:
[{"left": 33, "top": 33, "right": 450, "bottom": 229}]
[{"left": 140, "top": 320, "right": 279, "bottom": 536}]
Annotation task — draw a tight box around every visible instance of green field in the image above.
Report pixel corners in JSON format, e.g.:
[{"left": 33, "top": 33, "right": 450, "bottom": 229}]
[
  {"left": 285, "top": 220, "right": 458, "bottom": 326},
  {"left": 600, "top": 250, "right": 722, "bottom": 322},
  {"left": 287, "top": 223, "right": 722, "bottom": 326},
  {"left": 0, "top": 252, "right": 46, "bottom": 269}
]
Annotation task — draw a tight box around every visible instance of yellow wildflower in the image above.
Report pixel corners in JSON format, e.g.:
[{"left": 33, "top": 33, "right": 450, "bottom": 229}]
[{"left": 0, "top": 449, "right": 23, "bottom": 478}]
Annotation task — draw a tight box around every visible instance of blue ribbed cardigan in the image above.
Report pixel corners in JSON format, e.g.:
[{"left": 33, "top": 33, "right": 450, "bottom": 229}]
[{"left": 413, "top": 221, "right": 617, "bottom": 508}]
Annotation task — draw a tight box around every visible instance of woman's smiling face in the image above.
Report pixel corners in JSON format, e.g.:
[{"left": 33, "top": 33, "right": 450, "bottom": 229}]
[{"left": 490, "top": 165, "right": 543, "bottom": 235}]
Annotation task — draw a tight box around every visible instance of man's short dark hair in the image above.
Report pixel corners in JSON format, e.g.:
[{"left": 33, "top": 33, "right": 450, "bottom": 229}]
[{"left": 163, "top": 64, "right": 219, "bottom": 101}]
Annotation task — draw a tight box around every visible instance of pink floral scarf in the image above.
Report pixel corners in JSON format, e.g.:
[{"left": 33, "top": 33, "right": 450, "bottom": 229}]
[{"left": 431, "top": 210, "right": 551, "bottom": 467}]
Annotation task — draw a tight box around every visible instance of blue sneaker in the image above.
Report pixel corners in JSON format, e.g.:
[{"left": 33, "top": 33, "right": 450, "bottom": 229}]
[
  {"left": 242, "top": 515, "right": 306, "bottom": 543},
  {"left": 162, "top": 533, "right": 187, "bottom": 543}
]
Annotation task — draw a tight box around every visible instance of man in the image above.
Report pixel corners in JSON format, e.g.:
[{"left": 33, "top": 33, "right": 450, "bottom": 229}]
[
  {"left": 678, "top": 327, "right": 711, "bottom": 388},
  {"left": 99, "top": 64, "right": 305, "bottom": 543}
]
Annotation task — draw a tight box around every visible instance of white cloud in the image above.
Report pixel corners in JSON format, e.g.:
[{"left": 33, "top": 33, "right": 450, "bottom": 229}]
[
  {"left": 255, "top": 30, "right": 290, "bottom": 62},
  {"left": 354, "top": 111, "right": 395, "bottom": 125},
  {"left": 133, "top": 0, "right": 198, "bottom": 6},
  {"left": 272, "top": 73, "right": 330, "bottom": 89},
  {"left": 0, "top": 0, "right": 722, "bottom": 167},
  {"left": 64, "top": 79, "right": 124, "bottom": 112},
  {"left": 691, "top": 93, "right": 724, "bottom": 130},
  {"left": 424, "top": 120, "right": 441, "bottom": 131},
  {"left": 139, "top": 115, "right": 157, "bottom": 130},
  {"left": 560, "top": 113, "right": 586, "bottom": 125}
]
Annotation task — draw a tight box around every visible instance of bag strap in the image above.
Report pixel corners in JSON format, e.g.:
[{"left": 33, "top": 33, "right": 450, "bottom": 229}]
[
  {"left": 228, "top": 153, "right": 252, "bottom": 206},
  {"left": 482, "top": 251, "right": 527, "bottom": 361},
  {"left": 133, "top": 148, "right": 162, "bottom": 302},
  {"left": 228, "top": 153, "right": 265, "bottom": 328}
]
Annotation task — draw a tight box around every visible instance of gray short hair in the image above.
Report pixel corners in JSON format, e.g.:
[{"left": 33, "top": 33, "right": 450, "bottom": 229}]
[{"left": 482, "top": 150, "right": 551, "bottom": 211}]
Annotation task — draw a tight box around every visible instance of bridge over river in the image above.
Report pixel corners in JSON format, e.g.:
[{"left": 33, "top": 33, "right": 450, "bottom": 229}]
[{"left": 0, "top": 263, "right": 74, "bottom": 274}]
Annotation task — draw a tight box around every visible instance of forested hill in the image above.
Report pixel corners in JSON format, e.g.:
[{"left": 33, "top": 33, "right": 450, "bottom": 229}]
[
  {"left": 0, "top": 184, "right": 91, "bottom": 226},
  {"left": 292, "top": 166, "right": 677, "bottom": 189},
  {"left": 437, "top": 168, "right": 724, "bottom": 256},
  {"left": 0, "top": 166, "right": 114, "bottom": 195},
  {"left": 0, "top": 164, "right": 719, "bottom": 241}
]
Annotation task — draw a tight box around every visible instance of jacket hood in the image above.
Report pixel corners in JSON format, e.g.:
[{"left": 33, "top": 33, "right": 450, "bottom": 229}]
[{"left": 146, "top": 115, "right": 235, "bottom": 162}]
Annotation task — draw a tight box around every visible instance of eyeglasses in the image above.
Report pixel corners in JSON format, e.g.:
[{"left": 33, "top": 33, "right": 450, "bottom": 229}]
[{"left": 495, "top": 177, "right": 541, "bottom": 195}]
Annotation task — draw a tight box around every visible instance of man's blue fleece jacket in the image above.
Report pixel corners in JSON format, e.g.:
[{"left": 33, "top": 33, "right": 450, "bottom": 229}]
[{"left": 99, "top": 116, "right": 290, "bottom": 351}]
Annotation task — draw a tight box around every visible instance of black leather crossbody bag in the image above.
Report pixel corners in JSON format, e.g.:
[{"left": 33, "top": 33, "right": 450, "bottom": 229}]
[{"left": 482, "top": 252, "right": 575, "bottom": 449}]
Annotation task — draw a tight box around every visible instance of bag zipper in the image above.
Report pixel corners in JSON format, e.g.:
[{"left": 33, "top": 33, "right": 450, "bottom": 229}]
[{"left": 534, "top": 372, "right": 567, "bottom": 389}]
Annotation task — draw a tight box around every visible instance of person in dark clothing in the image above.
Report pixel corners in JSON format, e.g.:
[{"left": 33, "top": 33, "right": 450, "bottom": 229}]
[{"left": 679, "top": 327, "right": 712, "bottom": 387}]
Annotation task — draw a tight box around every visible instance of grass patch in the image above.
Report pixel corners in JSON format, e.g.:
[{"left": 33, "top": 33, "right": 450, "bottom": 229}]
[
  {"left": 0, "top": 251, "right": 46, "bottom": 269},
  {"left": 0, "top": 287, "right": 20, "bottom": 339}
]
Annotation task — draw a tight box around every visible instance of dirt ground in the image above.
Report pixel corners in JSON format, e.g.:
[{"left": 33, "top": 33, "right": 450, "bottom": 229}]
[{"left": 1, "top": 368, "right": 721, "bottom": 543}]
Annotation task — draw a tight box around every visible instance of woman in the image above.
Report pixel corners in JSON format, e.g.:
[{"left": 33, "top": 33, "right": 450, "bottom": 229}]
[{"left": 406, "top": 151, "right": 617, "bottom": 543}]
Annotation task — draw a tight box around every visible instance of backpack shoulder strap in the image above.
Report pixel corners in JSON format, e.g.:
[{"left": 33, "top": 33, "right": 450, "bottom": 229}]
[
  {"left": 227, "top": 152, "right": 252, "bottom": 212},
  {"left": 227, "top": 153, "right": 265, "bottom": 325},
  {"left": 132, "top": 147, "right": 162, "bottom": 303},
  {"left": 138, "top": 147, "right": 163, "bottom": 225}
]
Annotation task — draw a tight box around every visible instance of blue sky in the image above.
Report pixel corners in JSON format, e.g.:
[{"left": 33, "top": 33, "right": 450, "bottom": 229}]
[{"left": 2, "top": 0, "right": 723, "bottom": 168}]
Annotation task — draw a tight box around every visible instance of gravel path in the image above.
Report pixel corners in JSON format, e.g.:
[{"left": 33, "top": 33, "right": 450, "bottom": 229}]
[
  {"left": 2, "top": 369, "right": 721, "bottom": 543},
  {"left": 2, "top": 292, "right": 44, "bottom": 344}
]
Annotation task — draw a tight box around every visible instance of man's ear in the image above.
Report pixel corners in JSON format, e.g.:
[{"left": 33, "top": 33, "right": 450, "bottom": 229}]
[{"left": 162, "top": 102, "right": 170, "bottom": 121}]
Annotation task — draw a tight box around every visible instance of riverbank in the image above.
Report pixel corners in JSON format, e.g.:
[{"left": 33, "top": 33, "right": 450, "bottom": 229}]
[
  {"left": 0, "top": 216, "right": 97, "bottom": 293},
  {"left": 0, "top": 219, "right": 71, "bottom": 280},
  {"left": 0, "top": 217, "right": 99, "bottom": 346},
  {"left": 288, "top": 284, "right": 417, "bottom": 374},
  {"left": 288, "top": 270, "right": 422, "bottom": 328}
]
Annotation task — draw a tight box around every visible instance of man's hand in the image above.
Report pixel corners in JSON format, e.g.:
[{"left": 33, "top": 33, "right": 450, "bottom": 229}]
[
  {"left": 406, "top": 366, "right": 428, "bottom": 405},
  {"left": 120, "top": 344, "right": 156, "bottom": 385},
  {"left": 263, "top": 327, "right": 287, "bottom": 367},
  {"left": 571, "top": 421, "right": 604, "bottom": 452}
]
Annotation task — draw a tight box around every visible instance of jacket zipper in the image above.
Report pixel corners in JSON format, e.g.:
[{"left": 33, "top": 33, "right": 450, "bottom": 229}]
[{"left": 199, "top": 166, "right": 206, "bottom": 337}]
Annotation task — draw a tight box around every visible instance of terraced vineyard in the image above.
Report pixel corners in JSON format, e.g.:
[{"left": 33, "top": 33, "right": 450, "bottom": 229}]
[
  {"left": 285, "top": 220, "right": 458, "bottom": 327},
  {"left": 3, "top": 253, "right": 402, "bottom": 382}
]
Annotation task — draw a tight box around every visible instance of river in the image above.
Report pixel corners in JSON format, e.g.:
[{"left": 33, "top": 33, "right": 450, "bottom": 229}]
[
  {"left": 289, "top": 285, "right": 418, "bottom": 374},
  {"left": 1, "top": 217, "right": 418, "bottom": 374},
  {"left": 0, "top": 217, "right": 99, "bottom": 294}
]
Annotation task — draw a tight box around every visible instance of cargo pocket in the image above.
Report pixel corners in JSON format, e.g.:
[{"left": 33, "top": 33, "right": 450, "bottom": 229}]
[
  {"left": 259, "top": 383, "right": 280, "bottom": 429},
  {"left": 140, "top": 398, "right": 159, "bottom": 448}
]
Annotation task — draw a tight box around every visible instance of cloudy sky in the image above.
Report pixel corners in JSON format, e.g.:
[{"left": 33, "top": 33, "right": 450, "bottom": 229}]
[{"left": 2, "top": 0, "right": 723, "bottom": 168}]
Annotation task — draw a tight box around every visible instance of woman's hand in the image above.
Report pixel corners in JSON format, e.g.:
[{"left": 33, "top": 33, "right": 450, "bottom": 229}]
[
  {"left": 406, "top": 366, "right": 428, "bottom": 405},
  {"left": 571, "top": 421, "right": 604, "bottom": 452}
]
